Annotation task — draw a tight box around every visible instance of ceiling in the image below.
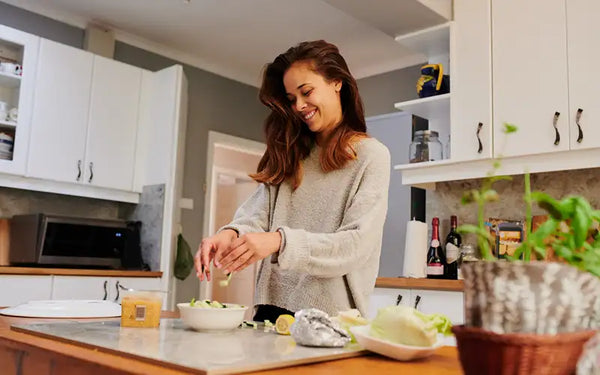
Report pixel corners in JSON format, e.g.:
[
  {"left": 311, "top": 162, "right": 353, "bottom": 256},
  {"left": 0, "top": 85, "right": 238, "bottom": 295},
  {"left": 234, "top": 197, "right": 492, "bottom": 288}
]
[{"left": 1, "top": 0, "right": 449, "bottom": 87}]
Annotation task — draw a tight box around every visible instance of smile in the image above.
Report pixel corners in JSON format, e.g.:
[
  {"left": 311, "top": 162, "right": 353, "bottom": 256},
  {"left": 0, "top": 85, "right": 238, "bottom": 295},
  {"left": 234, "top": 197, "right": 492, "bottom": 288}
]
[{"left": 303, "top": 109, "right": 316, "bottom": 121}]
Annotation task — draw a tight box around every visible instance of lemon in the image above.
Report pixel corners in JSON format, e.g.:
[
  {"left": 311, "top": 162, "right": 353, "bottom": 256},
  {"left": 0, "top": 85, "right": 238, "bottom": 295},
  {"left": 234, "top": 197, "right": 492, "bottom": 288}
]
[{"left": 275, "top": 314, "right": 295, "bottom": 335}]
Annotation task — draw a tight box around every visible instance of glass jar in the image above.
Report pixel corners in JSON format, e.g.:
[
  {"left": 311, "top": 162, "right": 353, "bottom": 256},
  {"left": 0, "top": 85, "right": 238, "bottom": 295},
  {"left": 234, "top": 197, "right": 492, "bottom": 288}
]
[
  {"left": 409, "top": 130, "right": 443, "bottom": 163},
  {"left": 457, "top": 244, "right": 480, "bottom": 280}
]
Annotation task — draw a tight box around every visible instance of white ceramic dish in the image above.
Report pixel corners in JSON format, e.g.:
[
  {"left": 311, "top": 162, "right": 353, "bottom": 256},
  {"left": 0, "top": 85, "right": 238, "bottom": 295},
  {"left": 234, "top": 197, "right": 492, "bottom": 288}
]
[
  {"left": 349, "top": 324, "right": 442, "bottom": 361},
  {"left": 0, "top": 300, "right": 121, "bottom": 318},
  {"left": 177, "top": 302, "right": 248, "bottom": 331}
]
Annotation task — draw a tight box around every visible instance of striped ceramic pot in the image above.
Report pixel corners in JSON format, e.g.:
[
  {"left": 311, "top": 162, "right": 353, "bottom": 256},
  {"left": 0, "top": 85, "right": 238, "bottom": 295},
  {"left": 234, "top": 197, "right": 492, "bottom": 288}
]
[{"left": 461, "top": 261, "right": 600, "bottom": 334}]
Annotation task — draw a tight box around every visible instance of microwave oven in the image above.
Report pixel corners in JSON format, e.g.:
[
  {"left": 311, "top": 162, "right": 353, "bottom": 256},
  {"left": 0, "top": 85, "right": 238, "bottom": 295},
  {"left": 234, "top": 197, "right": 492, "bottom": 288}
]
[{"left": 9, "top": 214, "right": 142, "bottom": 269}]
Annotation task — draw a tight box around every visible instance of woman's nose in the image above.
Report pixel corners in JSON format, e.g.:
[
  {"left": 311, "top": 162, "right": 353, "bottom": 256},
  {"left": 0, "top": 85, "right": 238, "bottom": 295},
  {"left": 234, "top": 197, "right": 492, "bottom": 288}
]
[{"left": 295, "top": 98, "right": 307, "bottom": 112}]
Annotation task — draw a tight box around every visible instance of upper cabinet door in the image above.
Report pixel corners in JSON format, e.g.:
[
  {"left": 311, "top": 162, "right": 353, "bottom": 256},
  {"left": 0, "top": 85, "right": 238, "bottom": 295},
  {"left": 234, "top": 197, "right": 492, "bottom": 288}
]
[
  {"left": 567, "top": 0, "right": 600, "bottom": 150},
  {"left": 27, "top": 39, "right": 93, "bottom": 183},
  {"left": 492, "top": 0, "right": 569, "bottom": 157},
  {"left": 84, "top": 56, "right": 142, "bottom": 191},
  {"left": 450, "top": 0, "right": 492, "bottom": 161}
]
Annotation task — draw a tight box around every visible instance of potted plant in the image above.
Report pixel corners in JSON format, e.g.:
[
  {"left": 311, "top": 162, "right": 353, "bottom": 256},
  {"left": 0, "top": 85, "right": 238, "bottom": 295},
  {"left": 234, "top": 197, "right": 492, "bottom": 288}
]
[{"left": 452, "top": 124, "right": 600, "bottom": 375}]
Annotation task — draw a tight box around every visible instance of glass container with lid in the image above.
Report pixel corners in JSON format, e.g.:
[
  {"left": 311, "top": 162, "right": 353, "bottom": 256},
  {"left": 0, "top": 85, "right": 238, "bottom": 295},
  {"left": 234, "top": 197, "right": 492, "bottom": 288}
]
[{"left": 409, "top": 130, "right": 443, "bottom": 163}]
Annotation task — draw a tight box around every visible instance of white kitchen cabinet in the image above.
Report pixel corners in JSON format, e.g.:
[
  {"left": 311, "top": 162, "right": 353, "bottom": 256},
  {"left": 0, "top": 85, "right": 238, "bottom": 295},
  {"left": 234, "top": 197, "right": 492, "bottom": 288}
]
[
  {"left": 51, "top": 276, "right": 161, "bottom": 303},
  {"left": 27, "top": 39, "right": 93, "bottom": 183},
  {"left": 567, "top": 0, "right": 600, "bottom": 150},
  {"left": 27, "top": 40, "right": 142, "bottom": 192},
  {"left": 492, "top": 0, "right": 570, "bottom": 157},
  {"left": 0, "top": 26, "right": 39, "bottom": 176},
  {"left": 84, "top": 56, "right": 142, "bottom": 190},
  {"left": 368, "top": 287, "right": 410, "bottom": 320},
  {"left": 0, "top": 275, "right": 52, "bottom": 307},
  {"left": 411, "top": 289, "right": 464, "bottom": 325},
  {"left": 450, "top": 0, "right": 493, "bottom": 161}
]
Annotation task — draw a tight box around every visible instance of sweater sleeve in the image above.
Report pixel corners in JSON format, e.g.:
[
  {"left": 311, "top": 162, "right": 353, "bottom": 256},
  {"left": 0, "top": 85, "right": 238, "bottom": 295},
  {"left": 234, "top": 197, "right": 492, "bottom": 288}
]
[
  {"left": 276, "top": 145, "right": 391, "bottom": 277},
  {"left": 218, "top": 183, "right": 270, "bottom": 236}
]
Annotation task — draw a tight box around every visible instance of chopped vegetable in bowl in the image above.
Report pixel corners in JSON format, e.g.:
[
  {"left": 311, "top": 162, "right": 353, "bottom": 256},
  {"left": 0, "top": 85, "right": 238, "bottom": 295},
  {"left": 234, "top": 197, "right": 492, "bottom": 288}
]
[{"left": 188, "top": 298, "right": 245, "bottom": 309}]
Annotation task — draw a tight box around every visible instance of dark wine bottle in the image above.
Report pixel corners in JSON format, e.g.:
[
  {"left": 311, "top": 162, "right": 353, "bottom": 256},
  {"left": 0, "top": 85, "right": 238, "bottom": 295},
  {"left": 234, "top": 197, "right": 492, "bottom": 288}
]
[
  {"left": 427, "top": 217, "right": 446, "bottom": 279},
  {"left": 445, "top": 215, "right": 462, "bottom": 279}
]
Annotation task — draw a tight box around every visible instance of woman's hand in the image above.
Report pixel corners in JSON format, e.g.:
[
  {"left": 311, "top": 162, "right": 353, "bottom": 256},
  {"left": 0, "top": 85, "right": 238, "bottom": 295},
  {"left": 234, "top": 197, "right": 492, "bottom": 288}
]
[
  {"left": 216, "top": 232, "right": 282, "bottom": 274},
  {"left": 195, "top": 229, "right": 238, "bottom": 281}
]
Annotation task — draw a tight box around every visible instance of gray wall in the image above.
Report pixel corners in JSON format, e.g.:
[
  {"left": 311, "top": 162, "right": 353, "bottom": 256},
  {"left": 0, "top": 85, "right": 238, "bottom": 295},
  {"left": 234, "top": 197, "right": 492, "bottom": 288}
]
[
  {"left": 0, "top": 1, "right": 267, "bottom": 303},
  {"left": 357, "top": 65, "right": 422, "bottom": 117}
]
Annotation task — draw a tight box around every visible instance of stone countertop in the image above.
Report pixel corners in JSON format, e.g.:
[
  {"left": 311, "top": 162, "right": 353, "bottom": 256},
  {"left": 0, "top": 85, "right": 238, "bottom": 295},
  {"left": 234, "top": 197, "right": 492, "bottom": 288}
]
[{"left": 0, "top": 313, "right": 464, "bottom": 375}]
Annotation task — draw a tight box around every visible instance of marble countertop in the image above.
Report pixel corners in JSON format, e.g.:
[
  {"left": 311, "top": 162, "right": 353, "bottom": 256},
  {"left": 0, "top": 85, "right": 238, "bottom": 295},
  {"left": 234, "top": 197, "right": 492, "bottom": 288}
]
[{"left": 13, "top": 319, "right": 365, "bottom": 374}]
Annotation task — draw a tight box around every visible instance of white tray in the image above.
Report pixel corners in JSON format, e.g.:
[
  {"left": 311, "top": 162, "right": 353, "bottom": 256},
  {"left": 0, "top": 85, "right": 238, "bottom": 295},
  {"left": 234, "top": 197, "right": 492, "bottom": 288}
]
[{"left": 1, "top": 300, "right": 121, "bottom": 318}]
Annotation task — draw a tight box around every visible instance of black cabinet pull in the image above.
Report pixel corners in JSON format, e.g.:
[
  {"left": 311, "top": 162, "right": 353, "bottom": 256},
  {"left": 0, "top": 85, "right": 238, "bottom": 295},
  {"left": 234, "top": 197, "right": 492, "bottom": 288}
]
[
  {"left": 103, "top": 280, "right": 108, "bottom": 300},
  {"left": 553, "top": 111, "right": 561, "bottom": 145},
  {"left": 88, "top": 162, "right": 94, "bottom": 183},
  {"left": 396, "top": 294, "right": 403, "bottom": 305},
  {"left": 476, "top": 122, "right": 483, "bottom": 154},
  {"left": 414, "top": 295, "right": 422, "bottom": 309},
  {"left": 576, "top": 108, "right": 584, "bottom": 143},
  {"left": 76, "top": 160, "right": 82, "bottom": 181}
]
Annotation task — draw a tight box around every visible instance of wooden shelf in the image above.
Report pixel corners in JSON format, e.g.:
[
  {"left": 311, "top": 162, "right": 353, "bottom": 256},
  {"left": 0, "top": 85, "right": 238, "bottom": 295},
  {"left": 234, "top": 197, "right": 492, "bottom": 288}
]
[
  {"left": 393, "top": 93, "right": 450, "bottom": 120},
  {"left": 395, "top": 22, "right": 450, "bottom": 60},
  {"left": 376, "top": 277, "right": 464, "bottom": 291},
  {"left": 0, "top": 71, "right": 21, "bottom": 88},
  {"left": 0, "top": 267, "right": 162, "bottom": 277}
]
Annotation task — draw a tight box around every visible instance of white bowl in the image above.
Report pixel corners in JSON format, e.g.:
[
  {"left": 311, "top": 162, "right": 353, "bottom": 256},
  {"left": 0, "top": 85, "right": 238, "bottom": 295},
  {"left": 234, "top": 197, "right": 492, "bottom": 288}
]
[
  {"left": 177, "top": 302, "right": 248, "bottom": 331},
  {"left": 349, "top": 325, "right": 442, "bottom": 361}
]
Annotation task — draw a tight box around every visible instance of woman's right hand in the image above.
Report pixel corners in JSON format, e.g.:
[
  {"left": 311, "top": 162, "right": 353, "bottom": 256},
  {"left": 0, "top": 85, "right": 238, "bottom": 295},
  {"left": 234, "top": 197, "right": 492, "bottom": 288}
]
[{"left": 195, "top": 229, "right": 238, "bottom": 281}]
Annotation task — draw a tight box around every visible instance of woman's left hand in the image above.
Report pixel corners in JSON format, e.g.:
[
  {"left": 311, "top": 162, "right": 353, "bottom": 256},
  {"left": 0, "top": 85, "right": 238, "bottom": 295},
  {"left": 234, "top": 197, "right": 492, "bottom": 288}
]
[{"left": 216, "top": 232, "right": 281, "bottom": 273}]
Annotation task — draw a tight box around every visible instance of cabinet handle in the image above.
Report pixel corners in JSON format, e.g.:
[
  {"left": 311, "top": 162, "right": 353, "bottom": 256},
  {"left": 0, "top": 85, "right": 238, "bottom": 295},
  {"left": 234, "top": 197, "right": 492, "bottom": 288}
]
[
  {"left": 115, "top": 281, "right": 131, "bottom": 302},
  {"left": 76, "top": 160, "right": 82, "bottom": 181},
  {"left": 103, "top": 280, "right": 108, "bottom": 300},
  {"left": 88, "top": 162, "right": 94, "bottom": 183},
  {"left": 553, "top": 111, "right": 561, "bottom": 145},
  {"left": 476, "top": 122, "right": 483, "bottom": 154},
  {"left": 576, "top": 108, "right": 584, "bottom": 143},
  {"left": 414, "top": 295, "right": 422, "bottom": 309},
  {"left": 396, "top": 294, "right": 403, "bottom": 305}
]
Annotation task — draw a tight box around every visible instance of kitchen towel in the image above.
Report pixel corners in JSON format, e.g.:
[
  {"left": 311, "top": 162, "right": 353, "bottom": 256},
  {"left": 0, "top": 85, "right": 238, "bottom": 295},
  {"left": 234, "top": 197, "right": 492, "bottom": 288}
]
[{"left": 402, "top": 219, "right": 428, "bottom": 278}]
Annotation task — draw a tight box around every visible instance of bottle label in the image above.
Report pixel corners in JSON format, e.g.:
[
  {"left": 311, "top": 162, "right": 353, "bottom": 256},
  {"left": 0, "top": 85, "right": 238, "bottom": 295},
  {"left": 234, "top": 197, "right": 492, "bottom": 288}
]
[
  {"left": 427, "top": 263, "right": 444, "bottom": 275},
  {"left": 446, "top": 243, "right": 459, "bottom": 263},
  {"left": 431, "top": 239, "right": 440, "bottom": 247}
]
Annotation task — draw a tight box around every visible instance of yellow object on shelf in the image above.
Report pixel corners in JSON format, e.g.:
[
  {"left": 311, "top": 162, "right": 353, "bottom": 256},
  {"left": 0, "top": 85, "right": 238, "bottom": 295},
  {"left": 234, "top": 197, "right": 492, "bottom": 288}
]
[
  {"left": 120, "top": 290, "right": 163, "bottom": 328},
  {"left": 275, "top": 314, "right": 295, "bottom": 335}
]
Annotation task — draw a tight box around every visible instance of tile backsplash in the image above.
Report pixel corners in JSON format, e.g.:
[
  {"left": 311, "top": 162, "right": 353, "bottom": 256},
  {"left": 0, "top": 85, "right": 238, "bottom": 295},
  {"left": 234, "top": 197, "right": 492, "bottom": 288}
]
[{"left": 427, "top": 168, "right": 600, "bottom": 247}]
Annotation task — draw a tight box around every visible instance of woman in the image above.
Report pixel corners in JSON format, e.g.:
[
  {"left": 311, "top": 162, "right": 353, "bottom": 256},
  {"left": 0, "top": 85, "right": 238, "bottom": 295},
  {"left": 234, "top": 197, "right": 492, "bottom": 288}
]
[{"left": 195, "top": 40, "right": 390, "bottom": 322}]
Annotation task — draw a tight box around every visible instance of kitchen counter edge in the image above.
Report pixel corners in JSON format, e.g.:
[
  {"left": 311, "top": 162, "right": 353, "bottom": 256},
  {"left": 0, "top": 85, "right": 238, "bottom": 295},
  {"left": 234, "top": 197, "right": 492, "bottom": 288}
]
[{"left": 0, "top": 266, "right": 162, "bottom": 277}]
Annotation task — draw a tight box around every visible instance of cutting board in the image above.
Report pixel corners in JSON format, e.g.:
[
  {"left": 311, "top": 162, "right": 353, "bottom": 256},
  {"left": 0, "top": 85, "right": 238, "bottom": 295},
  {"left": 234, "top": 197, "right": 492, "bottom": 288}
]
[{"left": 12, "top": 319, "right": 366, "bottom": 374}]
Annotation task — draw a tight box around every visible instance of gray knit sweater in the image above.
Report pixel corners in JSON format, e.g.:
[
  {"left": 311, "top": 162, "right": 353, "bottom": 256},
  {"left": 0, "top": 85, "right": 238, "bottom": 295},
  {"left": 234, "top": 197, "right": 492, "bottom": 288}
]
[{"left": 220, "top": 137, "right": 390, "bottom": 317}]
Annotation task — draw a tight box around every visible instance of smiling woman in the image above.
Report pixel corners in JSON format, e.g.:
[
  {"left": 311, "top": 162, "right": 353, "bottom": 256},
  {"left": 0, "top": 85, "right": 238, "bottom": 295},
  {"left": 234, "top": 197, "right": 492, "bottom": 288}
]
[{"left": 195, "top": 40, "right": 391, "bottom": 323}]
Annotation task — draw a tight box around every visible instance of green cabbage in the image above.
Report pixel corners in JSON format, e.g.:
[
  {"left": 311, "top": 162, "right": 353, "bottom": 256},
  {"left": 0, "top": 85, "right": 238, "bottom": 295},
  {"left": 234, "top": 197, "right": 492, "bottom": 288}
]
[{"left": 370, "top": 305, "right": 452, "bottom": 347}]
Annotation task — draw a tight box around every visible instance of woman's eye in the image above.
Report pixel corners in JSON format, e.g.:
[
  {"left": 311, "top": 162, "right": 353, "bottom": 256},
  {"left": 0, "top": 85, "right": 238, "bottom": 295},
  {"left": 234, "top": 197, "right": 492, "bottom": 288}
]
[{"left": 302, "top": 90, "right": 312, "bottom": 97}]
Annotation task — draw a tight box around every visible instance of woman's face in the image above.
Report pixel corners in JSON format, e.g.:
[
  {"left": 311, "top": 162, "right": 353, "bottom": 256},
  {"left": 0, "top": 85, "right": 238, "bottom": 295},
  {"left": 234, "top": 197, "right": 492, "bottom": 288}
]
[{"left": 283, "top": 61, "right": 342, "bottom": 140}]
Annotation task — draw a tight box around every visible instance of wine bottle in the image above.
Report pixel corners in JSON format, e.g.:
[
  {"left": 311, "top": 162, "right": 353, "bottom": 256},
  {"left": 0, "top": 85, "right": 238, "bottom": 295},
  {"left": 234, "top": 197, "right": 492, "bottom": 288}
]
[
  {"left": 445, "top": 215, "right": 462, "bottom": 279},
  {"left": 426, "top": 217, "right": 446, "bottom": 279}
]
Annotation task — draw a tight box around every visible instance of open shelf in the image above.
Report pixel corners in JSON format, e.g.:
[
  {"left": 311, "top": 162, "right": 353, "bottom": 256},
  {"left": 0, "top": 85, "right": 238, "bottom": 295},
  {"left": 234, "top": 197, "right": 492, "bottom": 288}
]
[
  {"left": 395, "top": 22, "right": 450, "bottom": 60},
  {"left": 0, "top": 119, "right": 16, "bottom": 128},
  {"left": 0, "top": 71, "right": 21, "bottom": 88},
  {"left": 394, "top": 93, "right": 450, "bottom": 120}
]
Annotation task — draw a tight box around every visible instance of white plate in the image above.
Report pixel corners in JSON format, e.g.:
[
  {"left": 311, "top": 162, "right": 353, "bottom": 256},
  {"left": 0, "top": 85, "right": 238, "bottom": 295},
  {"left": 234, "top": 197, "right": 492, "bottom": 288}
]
[
  {"left": 0, "top": 300, "right": 121, "bottom": 318},
  {"left": 349, "top": 324, "right": 442, "bottom": 361}
]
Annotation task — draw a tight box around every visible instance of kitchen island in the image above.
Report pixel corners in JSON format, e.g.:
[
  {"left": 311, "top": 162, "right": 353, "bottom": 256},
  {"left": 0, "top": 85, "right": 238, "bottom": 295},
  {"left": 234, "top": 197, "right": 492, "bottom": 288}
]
[{"left": 0, "top": 313, "right": 462, "bottom": 375}]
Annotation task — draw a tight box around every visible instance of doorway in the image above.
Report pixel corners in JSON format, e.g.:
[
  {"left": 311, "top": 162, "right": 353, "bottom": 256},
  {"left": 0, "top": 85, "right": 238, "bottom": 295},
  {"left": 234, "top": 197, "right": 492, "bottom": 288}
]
[{"left": 201, "top": 131, "right": 265, "bottom": 318}]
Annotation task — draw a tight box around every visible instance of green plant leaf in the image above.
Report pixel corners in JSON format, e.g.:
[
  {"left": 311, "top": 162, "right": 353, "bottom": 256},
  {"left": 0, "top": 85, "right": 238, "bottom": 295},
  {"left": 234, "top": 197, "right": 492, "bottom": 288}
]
[
  {"left": 482, "top": 190, "right": 499, "bottom": 202},
  {"left": 533, "top": 245, "right": 547, "bottom": 260},
  {"left": 530, "top": 219, "right": 559, "bottom": 242},
  {"left": 531, "top": 192, "right": 568, "bottom": 220},
  {"left": 572, "top": 203, "right": 591, "bottom": 248},
  {"left": 488, "top": 175, "right": 512, "bottom": 183},
  {"left": 503, "top": 122, "right": 518, "bottom": 134},
  {"left": 457, "top": 224, "right": 493, "bottom": 241}
]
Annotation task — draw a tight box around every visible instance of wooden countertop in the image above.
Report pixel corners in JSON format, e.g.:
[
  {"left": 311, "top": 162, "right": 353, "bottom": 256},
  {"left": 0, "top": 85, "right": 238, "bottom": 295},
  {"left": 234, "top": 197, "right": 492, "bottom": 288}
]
[
  {"left": 0, "top": 313, "right": 463, "bottom": 375},
  {"left": 0, "top": 266, "right": 162, "bottom": 277},
  {"left": 375, "top": 277, "right": 464, "bottom": 292}
]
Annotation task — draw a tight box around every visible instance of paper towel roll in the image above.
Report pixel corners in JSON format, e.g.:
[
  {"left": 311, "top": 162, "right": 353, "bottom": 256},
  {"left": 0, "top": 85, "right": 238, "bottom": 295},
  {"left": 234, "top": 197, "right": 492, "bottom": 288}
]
[{"left": 402, "top": 219, "right": 428, "bottom": 278}]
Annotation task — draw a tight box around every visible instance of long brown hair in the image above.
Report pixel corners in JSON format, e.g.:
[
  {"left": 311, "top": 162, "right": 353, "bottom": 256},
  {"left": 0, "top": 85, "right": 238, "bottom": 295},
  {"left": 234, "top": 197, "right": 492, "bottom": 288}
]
[{"left": 250, "top": 40, "right": 367, "bottom": 189}]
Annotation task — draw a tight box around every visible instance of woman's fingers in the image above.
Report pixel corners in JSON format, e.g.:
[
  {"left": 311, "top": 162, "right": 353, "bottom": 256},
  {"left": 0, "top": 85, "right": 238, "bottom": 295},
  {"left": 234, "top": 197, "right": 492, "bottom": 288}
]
[
  {"left": 199, "top": 239, "right": 215, "bottom": 281},
  {"left": 229, "top": 253, "right": 257, "bottom": 274},
  {"left": 219, "top": 242, "right": 248, "bottom": 271},
  {"left": 216, "top": 236, "right": 246, "bottom": 267}
]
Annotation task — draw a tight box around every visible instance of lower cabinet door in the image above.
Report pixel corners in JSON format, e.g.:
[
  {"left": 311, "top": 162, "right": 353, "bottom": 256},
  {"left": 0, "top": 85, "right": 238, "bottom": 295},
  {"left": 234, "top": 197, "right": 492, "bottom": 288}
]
[
  {"left": 368, "top": 287, "right": 411, "bottom": 320},
  {"left": 411, "top": 289, "right": 464, "bottom": 324},
  {"left": 51, "top": 276, "right": 110, "bottom": 300},
  {"left": 0, "top": 276, "right": 52, "bottom": 306}
]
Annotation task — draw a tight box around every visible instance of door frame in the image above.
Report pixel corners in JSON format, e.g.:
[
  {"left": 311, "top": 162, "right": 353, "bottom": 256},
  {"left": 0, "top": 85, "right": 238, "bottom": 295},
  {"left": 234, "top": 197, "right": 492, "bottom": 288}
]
[{"left": 200, "top": 131, "right": 265, "bottom": 299}]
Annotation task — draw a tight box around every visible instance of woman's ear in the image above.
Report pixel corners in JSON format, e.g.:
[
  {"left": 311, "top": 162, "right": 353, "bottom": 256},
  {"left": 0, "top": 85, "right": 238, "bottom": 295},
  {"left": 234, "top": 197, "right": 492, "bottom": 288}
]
[{"left": 334, "top": 80, "right": 342, "bottom": 93}]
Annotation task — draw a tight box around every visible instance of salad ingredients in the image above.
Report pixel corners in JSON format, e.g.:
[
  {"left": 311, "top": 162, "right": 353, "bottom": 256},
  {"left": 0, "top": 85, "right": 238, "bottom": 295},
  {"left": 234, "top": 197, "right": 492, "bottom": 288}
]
[
  {"left": 188, "top": 298, "right": 244, "bottom": 309},
  {"left": 275, "top": 314, "right": 295, "bottom": 335},
  {"left": 331, "top": 309, "right": 368, "bottom": 343},
  {"left": 219, "top": 273, "right": 233, "bottom": 287},
  {"left": 370, "top": 305, "right": 452, "bottom": 347}
]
